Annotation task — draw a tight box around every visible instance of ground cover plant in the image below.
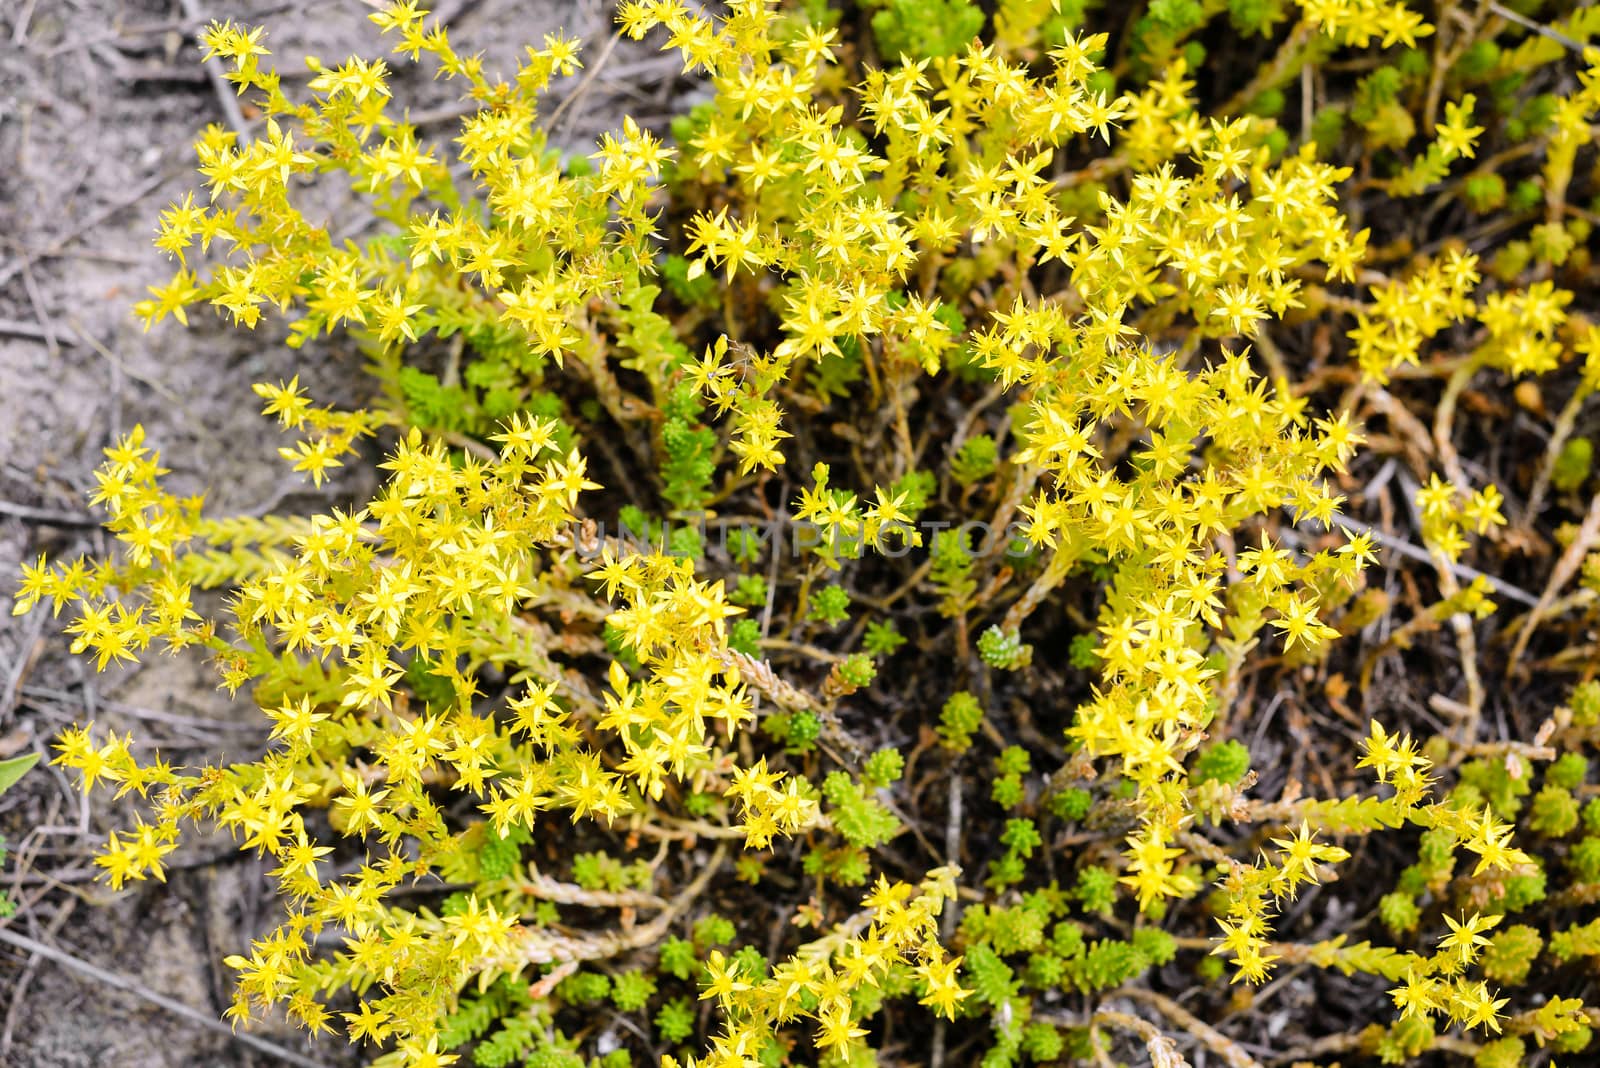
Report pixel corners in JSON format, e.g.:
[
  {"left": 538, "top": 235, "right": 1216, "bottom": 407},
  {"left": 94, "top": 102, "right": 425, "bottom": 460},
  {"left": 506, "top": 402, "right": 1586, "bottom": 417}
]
[{"left": 8, "top": 0, "right": 1600, "bottom": 1066}]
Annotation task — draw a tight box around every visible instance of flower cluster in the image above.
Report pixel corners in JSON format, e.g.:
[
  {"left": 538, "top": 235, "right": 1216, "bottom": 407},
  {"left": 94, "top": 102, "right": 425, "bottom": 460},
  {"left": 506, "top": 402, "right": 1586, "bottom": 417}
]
[{"left": 14, "top": 1, "right": 1600, "bottom": 1066}]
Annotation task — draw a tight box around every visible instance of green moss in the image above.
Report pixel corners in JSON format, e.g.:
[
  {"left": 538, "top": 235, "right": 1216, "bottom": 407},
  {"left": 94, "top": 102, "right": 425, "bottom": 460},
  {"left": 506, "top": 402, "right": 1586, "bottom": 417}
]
[
  {"left": 939, "top": 691, "right": 985, "bottom": 751},
  {"left": 1483, "top": 925, "right": 1544, "bottom": 985},
  {"left": 611, "top": 970, "right": 657, "bottom": 1011},
  {"left": 1530, "top": 784, "right": 1580, "bottom": 837},
  {"left": 659, "top": 937, "right": 696, "bottom": 980},
  {"left": 871, "top": 0, "right": 984, "bottom": 60},
  {"left": 1193, "top": 739, "right": 1251, "bottom": 785},
  {"left": 1075, "top": 866, "right": 1117, "bottom": 914},
  {"left": 1553, "top": 438, "right": 1593, "bottom": 494},
  {"left": 1380, "top": 891, "right": 1420, "bottom": 936}
]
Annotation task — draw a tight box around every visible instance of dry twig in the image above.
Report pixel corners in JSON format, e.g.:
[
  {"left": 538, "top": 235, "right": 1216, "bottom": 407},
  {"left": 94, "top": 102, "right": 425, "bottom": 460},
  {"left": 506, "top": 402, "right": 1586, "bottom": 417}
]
[{"left": 1508, "top": 491, "right": 1600, "bottom": 674}]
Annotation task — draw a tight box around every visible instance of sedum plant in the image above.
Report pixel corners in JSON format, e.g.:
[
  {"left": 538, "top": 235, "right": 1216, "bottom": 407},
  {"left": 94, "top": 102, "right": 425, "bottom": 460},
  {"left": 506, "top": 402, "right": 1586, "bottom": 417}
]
[{"left": 11, "top": 0, "right": 1600, "bottom": 1066}]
